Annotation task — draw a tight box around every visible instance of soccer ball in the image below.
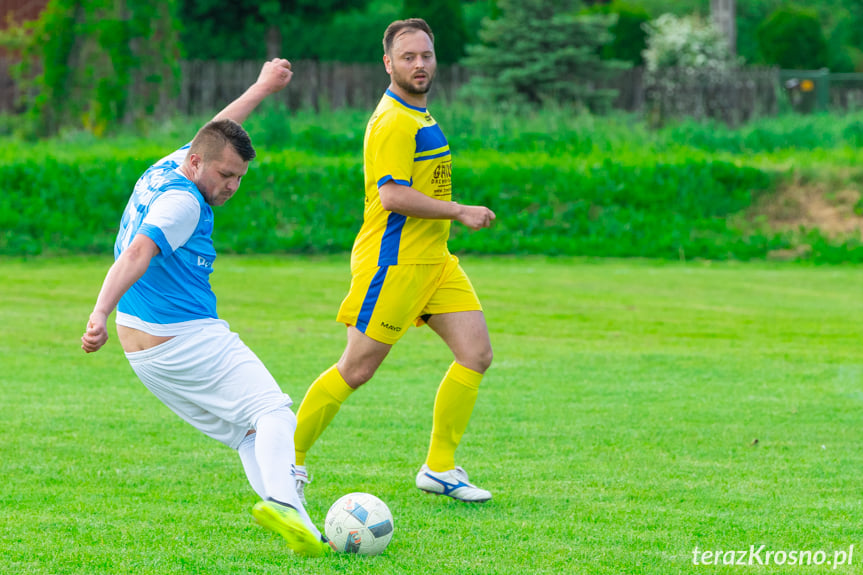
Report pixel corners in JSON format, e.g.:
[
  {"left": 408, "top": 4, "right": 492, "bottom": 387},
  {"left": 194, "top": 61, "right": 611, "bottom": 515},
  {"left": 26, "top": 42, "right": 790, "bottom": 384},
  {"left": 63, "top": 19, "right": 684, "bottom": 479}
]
[{"left": 324, "top": 492, "right": 394, "bottom": 555}]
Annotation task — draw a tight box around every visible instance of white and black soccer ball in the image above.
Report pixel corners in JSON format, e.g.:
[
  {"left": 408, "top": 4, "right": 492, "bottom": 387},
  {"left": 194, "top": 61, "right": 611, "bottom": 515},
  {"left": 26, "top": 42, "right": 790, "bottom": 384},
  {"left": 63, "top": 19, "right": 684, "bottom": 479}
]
[{"left": 324, "top": 492, "right": 394, "bottom": 555}]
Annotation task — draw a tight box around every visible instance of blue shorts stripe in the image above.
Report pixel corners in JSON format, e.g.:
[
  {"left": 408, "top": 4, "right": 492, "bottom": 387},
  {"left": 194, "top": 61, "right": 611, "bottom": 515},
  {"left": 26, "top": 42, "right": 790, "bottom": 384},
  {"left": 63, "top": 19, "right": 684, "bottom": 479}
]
[{"left": 356, "top": 266, "right": 389, "bottom": 333}]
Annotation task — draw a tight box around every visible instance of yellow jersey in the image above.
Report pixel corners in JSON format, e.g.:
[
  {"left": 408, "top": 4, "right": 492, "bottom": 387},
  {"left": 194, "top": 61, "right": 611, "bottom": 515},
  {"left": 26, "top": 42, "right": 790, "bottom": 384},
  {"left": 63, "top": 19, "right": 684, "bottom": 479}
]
[{"left": 351, "top": 89, "right": 453, "bottom": 271}]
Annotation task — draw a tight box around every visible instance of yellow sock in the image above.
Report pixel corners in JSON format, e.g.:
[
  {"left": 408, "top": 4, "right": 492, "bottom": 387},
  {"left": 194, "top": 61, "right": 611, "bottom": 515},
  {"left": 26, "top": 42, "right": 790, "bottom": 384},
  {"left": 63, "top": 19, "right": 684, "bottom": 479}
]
[
  {"left": 294, "top": 365, "right": 354, "bottom": 466},
  {"left": 425, "top": 362, "right": 483, "bottom": 472}
]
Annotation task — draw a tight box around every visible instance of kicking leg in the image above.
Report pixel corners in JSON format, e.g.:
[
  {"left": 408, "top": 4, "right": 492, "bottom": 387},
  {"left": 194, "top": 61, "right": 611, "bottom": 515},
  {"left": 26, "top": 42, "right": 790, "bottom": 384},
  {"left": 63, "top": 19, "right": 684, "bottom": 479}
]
[{"left": 293, "top": 327, "right": 391, "bottom": 499}]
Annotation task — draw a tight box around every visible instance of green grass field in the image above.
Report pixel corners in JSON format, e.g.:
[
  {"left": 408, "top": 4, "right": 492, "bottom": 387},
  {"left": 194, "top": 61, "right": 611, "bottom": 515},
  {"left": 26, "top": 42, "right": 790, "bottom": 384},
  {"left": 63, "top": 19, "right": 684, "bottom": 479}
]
[{"left": 2, "top": 255, "right": 862, "bottom": 574}]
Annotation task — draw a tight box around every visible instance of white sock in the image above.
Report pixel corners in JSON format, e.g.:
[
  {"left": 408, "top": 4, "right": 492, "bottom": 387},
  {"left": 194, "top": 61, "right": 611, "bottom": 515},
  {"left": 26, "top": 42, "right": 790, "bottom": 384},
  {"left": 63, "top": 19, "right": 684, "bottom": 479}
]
[
  {"left": 237, "top": 432, "right": 266, "bottom": 499},
  {"left": 254, "top": 407, "right": 321, "bottom": 539}
]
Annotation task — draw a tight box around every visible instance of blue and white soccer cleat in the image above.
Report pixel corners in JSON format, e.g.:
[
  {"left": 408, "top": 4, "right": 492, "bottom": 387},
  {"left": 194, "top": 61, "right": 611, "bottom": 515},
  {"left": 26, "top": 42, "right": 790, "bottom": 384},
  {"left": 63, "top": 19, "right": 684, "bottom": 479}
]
[{"left": 415, "top": 464, "right": 492, "bottom": 502}]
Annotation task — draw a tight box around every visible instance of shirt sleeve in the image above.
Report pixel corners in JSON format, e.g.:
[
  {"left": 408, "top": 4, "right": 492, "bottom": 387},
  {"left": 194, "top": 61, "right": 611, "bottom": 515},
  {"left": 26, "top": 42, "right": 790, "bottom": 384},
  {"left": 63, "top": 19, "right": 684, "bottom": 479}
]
[
  {"left": 138, "top": 189, "right": 200, "bottom": 257},
  {"left": 370, "top": 112, "right": 416, "bottom": 188}
]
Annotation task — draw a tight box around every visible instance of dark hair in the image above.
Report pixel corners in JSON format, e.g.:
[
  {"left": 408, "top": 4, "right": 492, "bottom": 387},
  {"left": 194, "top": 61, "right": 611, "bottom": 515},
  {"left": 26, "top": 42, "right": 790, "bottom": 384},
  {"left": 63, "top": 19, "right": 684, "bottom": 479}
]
[
  {"left": 189, "top": 119, "right": 256, "bottom": 163},
  {"left": 382, "top": 18, "right": 434, "bottom": 55}
]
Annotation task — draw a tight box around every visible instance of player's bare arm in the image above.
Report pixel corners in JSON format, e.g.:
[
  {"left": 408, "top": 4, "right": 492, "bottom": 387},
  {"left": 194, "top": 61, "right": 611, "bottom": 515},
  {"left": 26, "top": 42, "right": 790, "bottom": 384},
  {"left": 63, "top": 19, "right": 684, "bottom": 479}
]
[
  {"left": 212, "top": 58, "right": 293, "bottom": 125},
  {"left": 378, "top": 181, "right": 495, "bottom": 231},
  {"left": 81, "top": 234, "right": 160, "bottom": 353}
]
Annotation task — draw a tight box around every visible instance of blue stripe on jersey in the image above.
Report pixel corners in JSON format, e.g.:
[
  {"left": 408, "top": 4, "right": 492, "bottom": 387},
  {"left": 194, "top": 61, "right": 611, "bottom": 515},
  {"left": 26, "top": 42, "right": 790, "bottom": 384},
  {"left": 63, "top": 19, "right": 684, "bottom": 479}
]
[
  {"left": 415, "top": 149, "right": 451, "bottom": 161},
  {"left": 378, "top": 212, "right": 406, "bottom": 266},
  {"left": 356, "top": 266, "right": 389, "bottom": 333},
  {"left": 385, "top": 89, "right": 426, "bottom": 113},
  {"left": 415, "top": 124, "right": 447, "bottom": 155},
  {"left": 138, "top": 223, "right": 172, "bottom": 257},
  {"left": 377, "top": 175, "right": 412, "bottom": 188}
]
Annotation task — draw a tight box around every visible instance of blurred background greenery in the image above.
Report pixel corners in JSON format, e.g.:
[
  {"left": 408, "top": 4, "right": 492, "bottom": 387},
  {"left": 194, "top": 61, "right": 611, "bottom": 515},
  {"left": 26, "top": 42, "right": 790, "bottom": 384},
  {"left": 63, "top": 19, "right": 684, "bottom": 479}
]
[{"left": 2, "top": 0, "right": 863, "bottom": 263}]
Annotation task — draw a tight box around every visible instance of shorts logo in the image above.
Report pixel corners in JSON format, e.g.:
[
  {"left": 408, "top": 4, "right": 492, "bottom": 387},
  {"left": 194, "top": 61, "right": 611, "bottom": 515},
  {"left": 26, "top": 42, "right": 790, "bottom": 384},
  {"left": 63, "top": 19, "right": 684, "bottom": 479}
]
[{"left": 380, "top": 321, "right": 402, "bottom": 332}]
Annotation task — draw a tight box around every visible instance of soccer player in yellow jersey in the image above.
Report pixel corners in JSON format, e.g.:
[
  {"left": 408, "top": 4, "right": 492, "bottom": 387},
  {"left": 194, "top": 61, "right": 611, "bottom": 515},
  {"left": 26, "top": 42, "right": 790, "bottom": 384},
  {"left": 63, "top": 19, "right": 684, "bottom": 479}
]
[{"left": 293, "top": 18, "right": 497, "bottom": 503}]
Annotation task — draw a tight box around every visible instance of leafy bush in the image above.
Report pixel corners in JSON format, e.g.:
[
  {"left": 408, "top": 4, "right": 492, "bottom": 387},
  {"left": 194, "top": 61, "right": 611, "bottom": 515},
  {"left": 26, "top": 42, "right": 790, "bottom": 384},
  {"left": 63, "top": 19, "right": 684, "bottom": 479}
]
[
  {"left": 0, "top": 143, "right": 774, "bottom": 260},
  {"left": 586, "top": 1, "right": 650, "bottom": 66},
  {"left": 5, "top": 107, "right": 863, "bottom": 262},
  {"left": 757, "top": 6, "right": 828, "bottom": 70},
  {"left": 402, "top": 0, "right": 468, "bottom": 64},
  {"left": 642, "top": 13, "right": 738, "bottom": 72}
]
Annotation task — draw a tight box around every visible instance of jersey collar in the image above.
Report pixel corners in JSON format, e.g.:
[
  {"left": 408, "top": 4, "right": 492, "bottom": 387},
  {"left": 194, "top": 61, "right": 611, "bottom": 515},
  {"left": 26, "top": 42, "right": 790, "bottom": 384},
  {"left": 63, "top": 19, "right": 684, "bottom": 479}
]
[{"left": 385, "top": 88, "right": 427, "bottom": 113}]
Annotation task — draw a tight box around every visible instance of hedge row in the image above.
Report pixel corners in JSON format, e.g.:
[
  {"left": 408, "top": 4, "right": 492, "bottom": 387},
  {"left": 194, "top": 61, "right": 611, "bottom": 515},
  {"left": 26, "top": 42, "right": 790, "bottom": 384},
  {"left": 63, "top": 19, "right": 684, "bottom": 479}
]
[{"left": 9, "top": 146, "right": 853, "bottom": 261}]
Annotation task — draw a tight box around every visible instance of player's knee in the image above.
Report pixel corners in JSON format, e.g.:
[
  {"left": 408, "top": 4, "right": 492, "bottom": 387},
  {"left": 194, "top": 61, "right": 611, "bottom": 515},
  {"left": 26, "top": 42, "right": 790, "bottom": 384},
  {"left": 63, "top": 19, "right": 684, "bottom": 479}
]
[
  {"left": 475, "top": 346, "right": 493, "bottom": 374},
  {"left": 340, "top": 362, "right": 377, "bottom": 388},
  {"left": 462, "top": 345, "right": 492, "bottom": 375}
]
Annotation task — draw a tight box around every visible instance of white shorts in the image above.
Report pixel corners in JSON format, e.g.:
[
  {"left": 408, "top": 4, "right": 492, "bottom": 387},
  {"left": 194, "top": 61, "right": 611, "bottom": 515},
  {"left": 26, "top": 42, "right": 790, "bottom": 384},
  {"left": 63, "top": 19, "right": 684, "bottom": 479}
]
[{"left": 125, "top": 323, "right": 291, "bottom": 449}]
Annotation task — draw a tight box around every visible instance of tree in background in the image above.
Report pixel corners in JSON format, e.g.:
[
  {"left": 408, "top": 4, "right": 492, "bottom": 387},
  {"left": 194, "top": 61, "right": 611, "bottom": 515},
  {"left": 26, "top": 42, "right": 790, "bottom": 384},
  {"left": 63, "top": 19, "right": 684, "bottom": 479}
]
[
  {"left": 724, "top": 0, "right": 860, "bottom": 70},
  {"left": 265, "top": 0, "right": 486, "bottom": 64},
  {"left": 823, "top": 1, "right": 863, "bottom": 72},
  {"left": 402, "top": 0, "right": 469, "bottom": 64},
  {"left": 1, "top": 0, "right": 181, "bottom": 136},
  {"left": 462, "top": 0, "right": 623, "bottom": 110},
  {"left": 846, "top": 1, "right": 863, "bottom": 69},
  {"left": 178, "top": 0, "right": 369, "bottom": 60},
  {"left": 585, "top": 0, "right": 650, "bottom": 65},
  {"left": 733, "top": 0, "right": 776, "bottom": 65},
  {"left": 757, "top": 5, "right": 827, "bottom": 70}
]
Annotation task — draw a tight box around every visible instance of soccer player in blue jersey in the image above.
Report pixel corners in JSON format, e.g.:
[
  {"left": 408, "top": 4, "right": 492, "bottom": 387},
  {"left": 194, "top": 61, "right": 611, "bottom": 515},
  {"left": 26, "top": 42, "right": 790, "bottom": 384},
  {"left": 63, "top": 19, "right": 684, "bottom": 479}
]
[
  {"left": 81, "top": 58, "right": 330, "bottom": 557},
  {"left": 292, "top": 19, "right": 497, "bottom": 504}
]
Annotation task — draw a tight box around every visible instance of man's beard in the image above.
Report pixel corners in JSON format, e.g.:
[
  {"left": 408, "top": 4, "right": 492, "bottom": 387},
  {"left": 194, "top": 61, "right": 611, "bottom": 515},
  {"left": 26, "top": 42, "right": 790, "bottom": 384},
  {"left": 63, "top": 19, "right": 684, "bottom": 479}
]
[{"left": 394, "top": 72, "right": 433, "bottom": 95}]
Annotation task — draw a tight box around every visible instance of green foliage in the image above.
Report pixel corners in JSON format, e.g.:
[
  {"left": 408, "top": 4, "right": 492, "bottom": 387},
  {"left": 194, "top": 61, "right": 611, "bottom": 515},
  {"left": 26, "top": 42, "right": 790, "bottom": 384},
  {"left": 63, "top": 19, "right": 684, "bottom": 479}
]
[
  {"left": 272, "top": 0, "right": 399, "bottom": 63},
  {"left": 642, "top": 13, "right": 737, "bottom": 72},
  {"left": 403, "top": 0, "right": 469, "bottom": 64},
  {"left": 734, "top": 0, "right": 778, "bottom": 65},
  {"left": 178, "top": 0, "right": 372, "bottom": 60},
  {"left": 0, "top": 0, "right": 181, "bottom": 137},
  {"left": 630, "top": 0, "right": 707, "bottom": 17},
  {"left": 736, "top": 0, "right": 863, "bottom": 70},
  {"left": 757, "top": 5, "right": 828, "bottom": 70},
  {"left": 5, "top": 106, "right": 863, "bottom": 262},
  {"left": 0, "top": 0, "right": 76, "bottom": 136},
  {"left": 462, "top": 0, "right": 624, "bottom": 110},
  {"left": 585, "top": 1, "right": 649, "bottom": 65},
  {"left": 462, "top": 0, "right": 494, "bottom": 46},
  {"left": 448, "top": 155, "right": 775, "bottom": 259},
  {"left": 826, "top": 12, "right": 859, "bottom": 73}
]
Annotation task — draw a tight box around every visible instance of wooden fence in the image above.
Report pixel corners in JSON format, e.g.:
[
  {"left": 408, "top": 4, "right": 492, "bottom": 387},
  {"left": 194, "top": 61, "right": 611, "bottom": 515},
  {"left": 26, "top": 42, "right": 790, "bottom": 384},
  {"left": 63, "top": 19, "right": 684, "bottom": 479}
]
[
  {"left": 0, "top": 57, "right": 17, "bottom": 113},
  {"left": 831, "top": 74, "right": 863, "bottom": 110},
  {"left": 3, "top": 59, "right": 863, "bottom": 123},
  {"left": 175, "top": 60, "right": 471, "bottom": 114},
  {"left": 641, "top": 66, "right": 780, "bottom": 126}
]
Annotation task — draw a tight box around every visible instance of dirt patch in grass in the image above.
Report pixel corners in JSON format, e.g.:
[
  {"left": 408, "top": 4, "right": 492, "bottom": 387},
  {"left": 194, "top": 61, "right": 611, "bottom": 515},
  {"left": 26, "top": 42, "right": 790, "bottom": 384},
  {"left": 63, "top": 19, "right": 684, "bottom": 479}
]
[
  {"left": 742, "top": 178, "right": 863, "bottom": 260},
  {"left": 756, "top": 182, "right": 863, "bottom": 237}
]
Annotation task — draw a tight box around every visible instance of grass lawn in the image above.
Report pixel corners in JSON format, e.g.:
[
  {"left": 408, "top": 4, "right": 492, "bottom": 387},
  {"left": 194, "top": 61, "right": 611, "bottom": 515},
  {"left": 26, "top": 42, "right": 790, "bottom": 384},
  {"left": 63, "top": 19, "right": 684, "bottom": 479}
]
[{"left": 1, "top": 255, "right": 862, "bottom": 574}]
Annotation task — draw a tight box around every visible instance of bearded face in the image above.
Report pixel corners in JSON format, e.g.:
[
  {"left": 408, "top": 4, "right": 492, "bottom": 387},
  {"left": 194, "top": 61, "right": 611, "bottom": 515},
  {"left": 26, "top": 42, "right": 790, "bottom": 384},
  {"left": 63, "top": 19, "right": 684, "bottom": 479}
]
[{"left": 385, "top": 29, "right": 436, "bottom": 97}]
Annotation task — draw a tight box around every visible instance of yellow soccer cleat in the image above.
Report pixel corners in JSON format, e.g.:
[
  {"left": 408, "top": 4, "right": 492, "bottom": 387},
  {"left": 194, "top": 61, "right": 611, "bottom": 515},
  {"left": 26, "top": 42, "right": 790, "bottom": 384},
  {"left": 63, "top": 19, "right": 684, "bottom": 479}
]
[{"left": 252, "top": 499, "right": 329, "bottom": 558}]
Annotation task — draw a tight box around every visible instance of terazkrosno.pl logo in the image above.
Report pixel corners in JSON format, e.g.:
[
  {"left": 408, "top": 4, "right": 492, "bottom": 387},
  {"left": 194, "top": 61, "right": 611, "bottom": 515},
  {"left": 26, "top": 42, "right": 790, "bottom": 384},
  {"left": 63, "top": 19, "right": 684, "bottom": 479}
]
[{"left": 692, "top": 544, "right": 854, "bottom": 568}]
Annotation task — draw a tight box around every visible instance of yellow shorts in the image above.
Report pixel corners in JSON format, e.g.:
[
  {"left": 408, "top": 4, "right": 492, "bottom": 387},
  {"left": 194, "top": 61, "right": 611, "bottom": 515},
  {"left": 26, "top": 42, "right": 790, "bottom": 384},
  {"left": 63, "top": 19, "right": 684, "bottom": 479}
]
[{"left": 336, "top": 254, "right": 482, "bottom": 344}]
